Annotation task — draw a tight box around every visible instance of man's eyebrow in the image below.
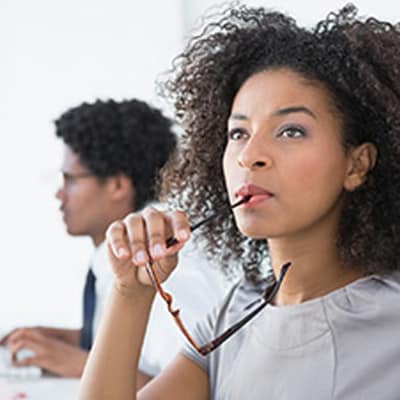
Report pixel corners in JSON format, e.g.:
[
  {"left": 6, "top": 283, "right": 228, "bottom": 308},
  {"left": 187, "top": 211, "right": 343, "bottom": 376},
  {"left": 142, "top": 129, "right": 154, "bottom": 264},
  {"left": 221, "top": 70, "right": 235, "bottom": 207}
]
[{"left": 273, "top": 106, "right": 317, "bottom": 119}]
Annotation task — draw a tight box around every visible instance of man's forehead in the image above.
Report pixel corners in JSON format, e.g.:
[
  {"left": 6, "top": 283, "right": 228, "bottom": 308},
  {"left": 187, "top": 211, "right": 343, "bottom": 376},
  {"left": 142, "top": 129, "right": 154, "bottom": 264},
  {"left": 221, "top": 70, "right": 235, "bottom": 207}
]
[{"left": 61, "top": 145, "right": 86, "bottom": 172}]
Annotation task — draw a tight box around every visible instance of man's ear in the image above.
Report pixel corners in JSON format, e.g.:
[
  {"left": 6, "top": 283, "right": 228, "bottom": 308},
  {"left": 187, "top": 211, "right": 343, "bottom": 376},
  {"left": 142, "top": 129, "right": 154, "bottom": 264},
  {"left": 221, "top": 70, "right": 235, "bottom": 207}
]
[
  {"left": 108, "top": 174, "right": 135, "bottom": 203},
  {"left": 344, "top": 143, "right": 377, "bottom": 191}
]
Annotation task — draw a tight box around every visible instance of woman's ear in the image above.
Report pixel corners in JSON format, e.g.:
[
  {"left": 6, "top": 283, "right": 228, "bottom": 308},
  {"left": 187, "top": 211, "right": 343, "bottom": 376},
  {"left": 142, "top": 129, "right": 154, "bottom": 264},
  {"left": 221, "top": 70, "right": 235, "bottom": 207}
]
[{"left": 344, "top": 143, "right": 377, "bottom": 191}]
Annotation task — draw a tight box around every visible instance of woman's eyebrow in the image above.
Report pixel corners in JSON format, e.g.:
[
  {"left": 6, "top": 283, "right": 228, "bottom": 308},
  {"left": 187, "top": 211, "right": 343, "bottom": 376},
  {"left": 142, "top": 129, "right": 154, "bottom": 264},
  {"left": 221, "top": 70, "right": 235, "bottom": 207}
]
[
  {"left": 229, "top": 112, "right": 248, "bottom": 121},
  {"left": 273, "top": 106, "right": 317, "bottom": 119},
  {"left": 229, "top": 106, "right": 317, "bottom": 122}
]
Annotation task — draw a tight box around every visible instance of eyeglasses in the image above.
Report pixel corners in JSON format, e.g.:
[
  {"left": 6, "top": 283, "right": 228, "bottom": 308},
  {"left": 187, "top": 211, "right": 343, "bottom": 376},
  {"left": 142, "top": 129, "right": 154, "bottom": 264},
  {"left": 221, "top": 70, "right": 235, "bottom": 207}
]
[
  {"left": 60, "top": 171, "right": 94, "bottom": 187},
  {"left": 145, "top": 197, "right": 291, "bottom": 356}
]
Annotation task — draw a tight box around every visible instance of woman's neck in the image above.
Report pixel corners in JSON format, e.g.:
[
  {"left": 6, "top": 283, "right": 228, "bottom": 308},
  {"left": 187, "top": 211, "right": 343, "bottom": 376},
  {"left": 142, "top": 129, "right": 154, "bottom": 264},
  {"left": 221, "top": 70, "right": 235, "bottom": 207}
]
[{"left": 268, "top": 232, "right": 364, "bottom": 306}]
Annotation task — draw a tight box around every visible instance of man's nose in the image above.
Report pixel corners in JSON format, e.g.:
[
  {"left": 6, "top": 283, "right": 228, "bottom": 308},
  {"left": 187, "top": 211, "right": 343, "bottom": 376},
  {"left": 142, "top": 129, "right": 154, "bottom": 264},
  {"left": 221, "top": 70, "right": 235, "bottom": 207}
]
[{"left": 55, "top": 187, "right": 66, "bottom": 201}]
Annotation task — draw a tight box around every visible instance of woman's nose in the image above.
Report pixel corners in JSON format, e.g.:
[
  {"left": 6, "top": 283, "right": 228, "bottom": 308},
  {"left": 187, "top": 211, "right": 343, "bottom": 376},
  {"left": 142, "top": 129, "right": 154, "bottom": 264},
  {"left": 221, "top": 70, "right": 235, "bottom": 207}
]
[{"left": 237, "top": 135, "right": 273, "bottom": 170}]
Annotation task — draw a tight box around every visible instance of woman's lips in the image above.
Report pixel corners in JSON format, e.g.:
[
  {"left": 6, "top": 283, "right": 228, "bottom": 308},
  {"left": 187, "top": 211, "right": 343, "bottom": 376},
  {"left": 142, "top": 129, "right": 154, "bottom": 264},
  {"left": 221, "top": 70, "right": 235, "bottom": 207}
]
[
  {"left": 235, "top": 184, "right": 274, "bottom": 208},
  {"left": 243, "top": 193, "right": 273, "bottom": 207}
]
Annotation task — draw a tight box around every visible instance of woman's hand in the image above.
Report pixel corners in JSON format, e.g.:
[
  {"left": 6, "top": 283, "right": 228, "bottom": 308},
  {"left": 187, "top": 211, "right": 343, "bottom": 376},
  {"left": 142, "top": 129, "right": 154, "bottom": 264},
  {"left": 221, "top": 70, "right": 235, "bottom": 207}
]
[{"left": 106, "top": 206, "right": 191, "bottom": 295}]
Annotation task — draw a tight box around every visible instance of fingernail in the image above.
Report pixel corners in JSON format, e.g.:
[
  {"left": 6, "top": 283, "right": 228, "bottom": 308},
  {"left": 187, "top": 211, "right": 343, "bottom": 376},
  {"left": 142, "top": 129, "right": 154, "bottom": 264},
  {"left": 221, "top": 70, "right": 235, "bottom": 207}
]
[
  {"left": 153, "top": 244, "right": 163, "bottom": 257},
  {"left": 178, "top": 229, "right": 189, "bottom": 240},
  {"left": 135, "top": 250, "right": 147, "bottom": 264},
  {"left": 118, "top": 248, "right": 128, "bottom": 258}
]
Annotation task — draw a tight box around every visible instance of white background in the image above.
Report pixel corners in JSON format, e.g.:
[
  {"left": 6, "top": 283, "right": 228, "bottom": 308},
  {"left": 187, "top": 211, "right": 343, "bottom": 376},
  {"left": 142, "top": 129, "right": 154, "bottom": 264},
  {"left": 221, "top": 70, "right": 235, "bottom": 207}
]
[{"left": 1, "top": 0, "right": 399, "bottom": 331}]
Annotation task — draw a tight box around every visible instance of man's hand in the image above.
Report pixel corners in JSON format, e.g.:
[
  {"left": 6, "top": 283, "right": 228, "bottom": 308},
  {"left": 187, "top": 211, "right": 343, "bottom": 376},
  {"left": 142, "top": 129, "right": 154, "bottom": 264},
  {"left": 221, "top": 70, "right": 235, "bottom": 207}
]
[
  {"left": 5, "top": 328, "right": 88, "bottom": 377},
  {"left": 1, "top": 327, "right": 80, "bottom": 347}
]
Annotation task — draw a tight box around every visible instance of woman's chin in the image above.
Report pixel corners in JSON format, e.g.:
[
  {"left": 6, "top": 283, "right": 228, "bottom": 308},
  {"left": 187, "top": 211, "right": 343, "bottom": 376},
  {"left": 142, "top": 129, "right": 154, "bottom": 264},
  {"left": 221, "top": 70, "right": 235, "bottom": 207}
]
[{"left": 237, "top": 224, "right": 270, "bottom": 240}]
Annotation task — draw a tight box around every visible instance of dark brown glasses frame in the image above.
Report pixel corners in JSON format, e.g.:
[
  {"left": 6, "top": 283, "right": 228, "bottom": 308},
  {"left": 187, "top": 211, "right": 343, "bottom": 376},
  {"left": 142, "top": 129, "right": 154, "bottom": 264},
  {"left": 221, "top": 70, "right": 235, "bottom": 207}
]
[
  {"left": 144, "top": 195, "right": 291, "bottom": 355},
  {"left": 145, "top": 261, "right": 291, "bottom": 355}
]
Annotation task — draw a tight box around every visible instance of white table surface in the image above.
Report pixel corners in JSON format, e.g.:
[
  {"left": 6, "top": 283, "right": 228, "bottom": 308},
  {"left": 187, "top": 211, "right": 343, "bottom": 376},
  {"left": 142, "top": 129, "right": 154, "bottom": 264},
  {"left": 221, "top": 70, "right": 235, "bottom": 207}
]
[{"left": 0, "top": 376, "right": 79, "bottom": 399}]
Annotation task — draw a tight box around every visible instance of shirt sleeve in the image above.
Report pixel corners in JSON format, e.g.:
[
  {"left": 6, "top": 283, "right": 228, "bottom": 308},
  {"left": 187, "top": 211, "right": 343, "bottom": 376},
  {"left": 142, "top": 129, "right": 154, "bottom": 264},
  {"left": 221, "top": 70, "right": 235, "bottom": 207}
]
[
  {"left": 138, "top": 244, "right": 232, "bottom": 376},
  {"left": 181, "top": 304, "right": 221, "bottom": 372},
  {"left": 180, "top": 279, "right": 245, "bottom": 372}
]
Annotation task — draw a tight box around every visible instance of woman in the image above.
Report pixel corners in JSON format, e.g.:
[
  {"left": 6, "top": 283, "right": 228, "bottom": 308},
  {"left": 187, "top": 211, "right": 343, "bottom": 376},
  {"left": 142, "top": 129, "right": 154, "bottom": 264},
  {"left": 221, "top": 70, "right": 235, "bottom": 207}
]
[{"left": 80, "top": 4, "right": 400, "bottom": 399}]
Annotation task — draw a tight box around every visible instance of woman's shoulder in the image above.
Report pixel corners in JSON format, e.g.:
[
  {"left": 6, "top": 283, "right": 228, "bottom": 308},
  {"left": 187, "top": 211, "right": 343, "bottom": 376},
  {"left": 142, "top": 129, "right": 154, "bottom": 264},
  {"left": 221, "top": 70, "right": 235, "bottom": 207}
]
[
  {"left": 325, "top": 272, "right": 400, "bottom": 398},
  {"left": 339, "top": 270, "right": 400, "bottom": 299},
  {"left": 325, "top": 271, "right": 400, "bottom": 319}
]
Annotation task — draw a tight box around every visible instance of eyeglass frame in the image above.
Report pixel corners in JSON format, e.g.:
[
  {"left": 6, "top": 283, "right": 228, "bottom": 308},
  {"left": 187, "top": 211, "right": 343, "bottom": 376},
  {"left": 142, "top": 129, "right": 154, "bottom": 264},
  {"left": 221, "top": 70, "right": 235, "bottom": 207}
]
[
  {"left": 59, "top": 171, "right": 94, "bottom": 188},
  {"left": 145, "top": 255, "right": 291, "bottom": 356}
]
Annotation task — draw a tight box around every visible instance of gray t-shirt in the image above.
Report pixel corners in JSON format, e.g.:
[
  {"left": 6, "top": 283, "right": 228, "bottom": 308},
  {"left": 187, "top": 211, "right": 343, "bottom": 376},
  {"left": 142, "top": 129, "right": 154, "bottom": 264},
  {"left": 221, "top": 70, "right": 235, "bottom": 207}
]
[{"left": 183, "top": 272, "right": 400, "bottom": 399}]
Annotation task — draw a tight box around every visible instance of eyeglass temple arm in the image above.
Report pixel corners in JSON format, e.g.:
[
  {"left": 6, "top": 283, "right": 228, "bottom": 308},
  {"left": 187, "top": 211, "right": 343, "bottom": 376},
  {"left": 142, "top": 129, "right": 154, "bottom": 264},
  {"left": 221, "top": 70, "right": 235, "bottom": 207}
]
[
  {"left": 145, "top": 261, "right": 205, "bottom": 353},
  {"left": 166, "top": 195, "right": 252, "bottom": 247},
  {"left": 198, "top": 262, "right": 291, "bottom": 355}
]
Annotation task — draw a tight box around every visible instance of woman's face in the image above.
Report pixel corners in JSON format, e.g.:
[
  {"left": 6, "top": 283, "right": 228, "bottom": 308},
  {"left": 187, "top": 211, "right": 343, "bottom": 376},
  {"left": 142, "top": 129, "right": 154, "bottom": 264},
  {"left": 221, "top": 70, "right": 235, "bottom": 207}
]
[{"left": 223, "top": 68, "right": 352, "bottom": 239}]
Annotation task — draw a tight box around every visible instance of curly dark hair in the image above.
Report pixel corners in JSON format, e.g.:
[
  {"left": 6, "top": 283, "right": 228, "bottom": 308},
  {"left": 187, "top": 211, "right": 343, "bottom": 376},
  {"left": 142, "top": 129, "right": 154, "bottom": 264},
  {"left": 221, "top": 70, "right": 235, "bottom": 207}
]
[
  {"left": 160, "top": 3, "right": 400, "bottom": 280},
  {"left": 55, "top": 98, "right": 176, "bottom": 211}
]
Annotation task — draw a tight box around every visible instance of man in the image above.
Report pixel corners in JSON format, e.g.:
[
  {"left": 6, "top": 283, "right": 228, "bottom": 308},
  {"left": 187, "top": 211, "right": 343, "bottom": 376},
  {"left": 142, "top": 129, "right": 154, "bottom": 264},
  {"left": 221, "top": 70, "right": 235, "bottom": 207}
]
[
  {"left": 1, "top": 99, "right": 177, "bottom": 385},
  {"left": 1, "top": 98, "right": 228, "bottom": 387}
]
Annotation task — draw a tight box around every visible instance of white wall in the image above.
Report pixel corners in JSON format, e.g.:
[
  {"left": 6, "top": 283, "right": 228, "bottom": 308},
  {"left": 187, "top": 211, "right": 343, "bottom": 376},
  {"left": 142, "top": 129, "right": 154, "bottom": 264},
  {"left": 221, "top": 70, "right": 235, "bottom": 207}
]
[
  {"left": 0, "top": 0, "right": 183, "bottom": 331},
  {"left": 182, "top": 0, "right": 400, "bottom": 35}
]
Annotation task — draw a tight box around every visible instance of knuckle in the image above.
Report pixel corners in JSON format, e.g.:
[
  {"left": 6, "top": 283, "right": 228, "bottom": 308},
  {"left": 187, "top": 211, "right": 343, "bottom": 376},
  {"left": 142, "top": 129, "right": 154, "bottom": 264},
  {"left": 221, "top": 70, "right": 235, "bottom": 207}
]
[
  {"left": 170, "top": 210, "right": 189, "bottom": 226},
  {"left": 149, "top": 231, "right": 164, "bottom": 242},
  {"left": 124, "top": 212, "right": 140, "bottom": 225},
  {"left": 128, "top": 238, "right": 145, "bottom": 249},
  {"left": 14, "top": 340, "right": 25, "bottom": 349},
  {"left": 142, "top": 206, "right": 159, "bottom": 219},
  {"left": 19, "top": 328, "right": 29, "bottom": 337},
  {"left": 148, "top": 232, "right": 164, "bottom": 244},
  {"left": 175, "top": 221, "right": 189, "bottom": 231},
  {"left": 172, "top": 209, "right": 187, "bottom": 219},
  {"left": 106, "top": 220, "right": 124, "bottom": 238},
  {"left": 112, "top": 238, "right": 125, "bottom": 247}
]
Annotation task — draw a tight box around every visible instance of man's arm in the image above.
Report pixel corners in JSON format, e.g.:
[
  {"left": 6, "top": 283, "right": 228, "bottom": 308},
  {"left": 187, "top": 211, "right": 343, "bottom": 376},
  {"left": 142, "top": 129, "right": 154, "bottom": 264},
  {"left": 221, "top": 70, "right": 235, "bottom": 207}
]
[
  {"left": 1, "top": 327, "right": 81, "bottom": 347},
  {"left": 3, "top": 326, "right": 156, "bottom": 383},
  {"left": 36, "top": 327, "right": 81, "bottom": 345},
  {"left": 6, "top": 328, "right": 88, "bottom": 377}
]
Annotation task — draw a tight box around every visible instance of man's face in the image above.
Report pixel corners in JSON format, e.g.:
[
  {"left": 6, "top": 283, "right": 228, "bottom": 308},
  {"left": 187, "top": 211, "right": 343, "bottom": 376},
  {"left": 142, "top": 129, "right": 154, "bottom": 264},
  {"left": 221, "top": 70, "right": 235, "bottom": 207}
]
[{"left": 55, "top": 145, "right": 114, "bottom": 244}]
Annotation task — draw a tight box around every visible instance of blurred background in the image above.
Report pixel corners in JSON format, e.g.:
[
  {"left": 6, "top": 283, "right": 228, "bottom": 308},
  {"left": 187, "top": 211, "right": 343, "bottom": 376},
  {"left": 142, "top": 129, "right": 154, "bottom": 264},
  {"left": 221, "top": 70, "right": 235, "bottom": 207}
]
[{"left": 1, "top": 0, "right": 399, "bottom": 331}]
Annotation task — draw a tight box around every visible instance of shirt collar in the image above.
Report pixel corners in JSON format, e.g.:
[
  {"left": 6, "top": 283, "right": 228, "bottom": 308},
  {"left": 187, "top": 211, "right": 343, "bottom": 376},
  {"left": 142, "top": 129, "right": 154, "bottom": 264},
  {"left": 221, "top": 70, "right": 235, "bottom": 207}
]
[{"left": 90, "top": 241, "right": 112, "bottom": 284}]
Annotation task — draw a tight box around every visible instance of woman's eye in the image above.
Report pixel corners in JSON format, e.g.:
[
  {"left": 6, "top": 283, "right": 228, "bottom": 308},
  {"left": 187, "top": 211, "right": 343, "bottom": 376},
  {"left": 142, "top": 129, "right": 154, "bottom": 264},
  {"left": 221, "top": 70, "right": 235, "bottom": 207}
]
[
  {"left": 278, "top": 126, "right": 307, "bottom": 139},
  {"left": 228, "top": 128, "right": 248, "bottom": 140}
]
